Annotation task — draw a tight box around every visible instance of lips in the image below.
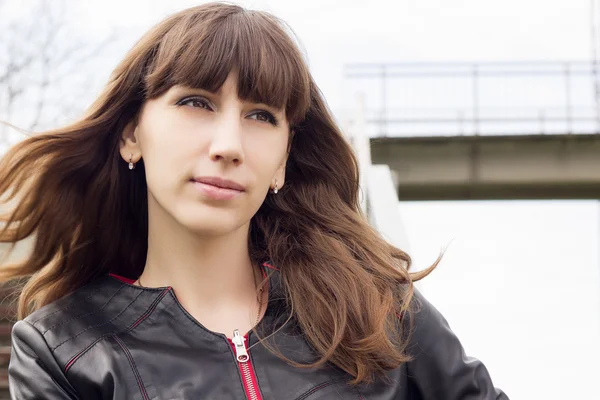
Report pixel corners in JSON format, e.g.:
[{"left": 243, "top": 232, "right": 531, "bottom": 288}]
[{"left": 191, "top": 176, "right": 245, "bottom": 191}]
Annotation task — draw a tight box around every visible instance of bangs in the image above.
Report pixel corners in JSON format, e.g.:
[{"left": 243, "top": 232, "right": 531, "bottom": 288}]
[{"left": 144, "top": 6, "right": 311, "bottom": 126}]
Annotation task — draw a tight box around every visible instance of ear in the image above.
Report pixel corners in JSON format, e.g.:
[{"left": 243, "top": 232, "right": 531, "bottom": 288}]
[
  {"left": 273, "top": 129, "right": 294, "bottom": 190},
  {"left": 119, "top": 121, "right": 142, "bottom": 163},
  {"left": 286, "top": 129, "right": 295, "bottom": 153},
  {"left": 272, "top": 153, "right": 288, "bottom": 191}
]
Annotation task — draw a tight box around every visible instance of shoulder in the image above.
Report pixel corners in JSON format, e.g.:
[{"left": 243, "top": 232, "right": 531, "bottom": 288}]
[
  {"left": 24, "top": 275, "right": 151, "bottom": 333},
  {"left": 15, "top": 275, "right": 169, "bottom": 370},
  {"left": 402, "top": 288, "right": 509, "bottom": 399},
  {"left": 405, "top": 287, "right": 448, "bottom": 337},
  {"left": 403, "top": 287, "right": 466, "bottom": 364}
]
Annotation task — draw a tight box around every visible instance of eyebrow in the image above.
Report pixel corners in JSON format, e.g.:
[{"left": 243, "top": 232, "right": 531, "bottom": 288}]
[{"left": 173, "top": 85, "right": 216, "bottom": 95}]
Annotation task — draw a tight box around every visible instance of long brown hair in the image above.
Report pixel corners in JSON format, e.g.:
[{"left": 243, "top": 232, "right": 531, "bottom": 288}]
[{"left": 0, "top": 2, "right": 437, "bottom": 384}]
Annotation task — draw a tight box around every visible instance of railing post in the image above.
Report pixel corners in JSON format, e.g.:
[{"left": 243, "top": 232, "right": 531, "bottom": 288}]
[
  {"left": 353, "top": 93, "right": 370, "bottom": 216},
  {"left": 458, "top": 110, "right": 465, "bottom": 135},
  {"left": 590, "top": 0, "right": 600, "bottom": 132},
  {"left": 594, "top": 60, "right": 600, "bottom": 132},
  {"left": 565, "top": 63, "right": 573, "bottom": 134},
  {"left": 380, "top": 64, "right": 387, "bottom": 136},
  {"left": 472, "top": 64, "right": 480, "bottom": 135}
]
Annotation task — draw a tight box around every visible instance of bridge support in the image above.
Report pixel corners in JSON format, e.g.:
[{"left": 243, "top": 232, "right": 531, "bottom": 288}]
[{"left": 371, "top": 133, "right": 600, "bottom": 200}]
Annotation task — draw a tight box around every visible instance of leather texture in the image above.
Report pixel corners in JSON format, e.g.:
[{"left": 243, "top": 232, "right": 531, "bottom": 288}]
[{"left": 8, "top": 267, "right": 509, "bottom": 399}]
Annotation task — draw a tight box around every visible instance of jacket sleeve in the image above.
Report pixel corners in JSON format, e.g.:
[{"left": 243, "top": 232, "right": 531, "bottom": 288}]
[
  {"left": 9, "top": 320, "right": 79, "bottom": 399},
  {"left": 405, "top": 289, "right": 509, "bottom": 400}
]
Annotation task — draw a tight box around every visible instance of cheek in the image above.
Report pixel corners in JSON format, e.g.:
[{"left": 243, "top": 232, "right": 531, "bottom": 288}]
[
  {"left": 138, "top": 118, "right": 198, "bottom": 189},
  {"left": 244, "top": 138, "right": 286, "bottom": 182}
]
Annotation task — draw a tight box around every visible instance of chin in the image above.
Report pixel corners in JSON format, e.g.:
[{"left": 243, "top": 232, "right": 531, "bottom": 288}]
[{"left": 176, "top": 209, "right": 247, "bottom": 237}]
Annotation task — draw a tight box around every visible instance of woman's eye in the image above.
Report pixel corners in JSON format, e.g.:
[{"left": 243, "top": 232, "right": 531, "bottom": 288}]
[
  {"left": 177, "top": 97, "right": 211, "bottom": 110},
  {"left": 250, "top": 111, "right": 278, "bottom": 126},
  {"left": 176, "top": 98, "right": 277, "bottom": 126}
]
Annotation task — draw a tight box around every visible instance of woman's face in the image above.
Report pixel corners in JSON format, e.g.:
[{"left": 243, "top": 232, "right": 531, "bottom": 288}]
[{"left": 120, "top": 72, "right": 290, "bottom": 237}]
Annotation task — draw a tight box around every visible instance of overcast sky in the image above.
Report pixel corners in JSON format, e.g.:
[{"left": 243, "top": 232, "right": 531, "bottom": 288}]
[{"left": 67, "top": 0, "right": 597, "bottom": 115}]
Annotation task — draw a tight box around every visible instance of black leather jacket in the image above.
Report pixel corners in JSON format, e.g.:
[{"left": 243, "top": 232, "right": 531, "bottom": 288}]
[{"left": 8, "top": 265, "right": 509, "bottom": 399}]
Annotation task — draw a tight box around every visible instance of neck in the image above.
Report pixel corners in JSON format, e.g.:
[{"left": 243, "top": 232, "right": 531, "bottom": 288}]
[{"left": 139, "top": 199, "right": 260, "bottom": 310}]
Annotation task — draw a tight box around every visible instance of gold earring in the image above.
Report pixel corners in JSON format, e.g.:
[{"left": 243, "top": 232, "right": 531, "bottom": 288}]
[{"left": 128, "top": 153, "right": 135, "bottom": 170}]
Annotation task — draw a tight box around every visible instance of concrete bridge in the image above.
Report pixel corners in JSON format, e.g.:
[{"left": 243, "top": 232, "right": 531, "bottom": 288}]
[
  {"left": 371, "top": 133, "right": 600, "bottom": 200},
  {"left": 344, "top": 61, "right": 600, "bottom": 200}
]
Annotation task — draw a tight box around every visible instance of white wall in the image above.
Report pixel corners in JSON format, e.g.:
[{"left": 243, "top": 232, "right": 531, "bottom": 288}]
[{"left": 400, "top": 200, "right": 600, "bottom": 400}]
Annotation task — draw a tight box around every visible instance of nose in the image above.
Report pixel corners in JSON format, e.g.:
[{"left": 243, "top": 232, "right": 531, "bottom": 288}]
[{"left": 208, "top": 112, "right": 244, "bottom": 165}]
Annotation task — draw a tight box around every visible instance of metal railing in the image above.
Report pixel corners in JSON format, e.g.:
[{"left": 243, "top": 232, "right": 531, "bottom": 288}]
[{"left": 343, "top": 61, "right": 600, "bottom": 137}]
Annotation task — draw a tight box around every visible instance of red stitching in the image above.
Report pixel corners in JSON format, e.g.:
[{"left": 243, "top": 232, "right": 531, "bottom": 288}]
[
  {"left": 64, "top": 337, "right": 102, "bottom": 373},
  {"left": 113, "top": 335, "right": 150, "bottom": 400},
  {"left": 108, "top": 273, "right": 137, "bottom": 284},
  {"left": 64, "top": 287, "right": 169, "bottom": 373},
  {"left": 262, "top": 262, "right": 280, "bottom": 271},
  {"left": 128, "top": 288, "right": 170, "bottom": 330}
]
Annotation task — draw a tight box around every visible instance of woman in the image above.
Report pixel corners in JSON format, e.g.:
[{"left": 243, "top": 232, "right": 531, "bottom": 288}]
[{"left": 1, "top": 3, "right": 508, "bottom": 399}]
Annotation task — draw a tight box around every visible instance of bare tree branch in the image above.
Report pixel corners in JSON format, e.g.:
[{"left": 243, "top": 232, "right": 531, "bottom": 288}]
[{"left": 0, "top": 0, "right": 118, "bottom": 139}]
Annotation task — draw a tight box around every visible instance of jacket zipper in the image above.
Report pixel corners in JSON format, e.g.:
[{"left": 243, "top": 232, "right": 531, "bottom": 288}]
[{"left": 230, "top": 329, "right": 263, "bottom": 400}]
